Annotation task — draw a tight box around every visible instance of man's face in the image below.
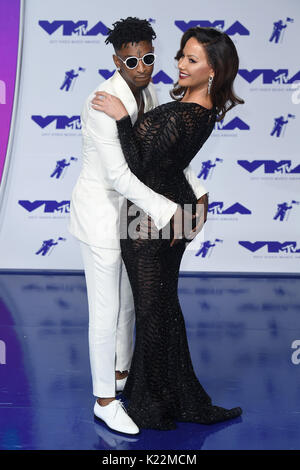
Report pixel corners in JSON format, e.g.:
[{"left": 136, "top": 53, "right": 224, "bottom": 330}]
[{"left": 113, "top": 40, "right": 154, "bottom": 90}]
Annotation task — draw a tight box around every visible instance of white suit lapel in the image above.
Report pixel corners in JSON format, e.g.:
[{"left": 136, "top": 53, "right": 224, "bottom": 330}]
[{"left": 110, "top": 71, "right": 138, "bottom": 123}]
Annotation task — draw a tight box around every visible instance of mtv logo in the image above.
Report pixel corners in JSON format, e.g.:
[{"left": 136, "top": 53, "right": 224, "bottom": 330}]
[
  {"left": 215, "top": 117, "right": 250, "bottom": 131},
  {"left": 0, "top": 80, "right": 6, "bottom": 104},
  {"left": 38, "top": 20, "right": 108, "bottom": 36},
  {"left": 18, "top": 200, "right": 70, "bottom": 213},
  {"left": 31, "top": 115, "right": 81, "bottom": 130},
  {"left": 152, "top": 71, "right": 173, "bottom": 84},
  {"left": 239, "top": 241, "right": 300, "bottom": 253},
  {"left": 98, "top": 69, "right": 115, "bottom": 80},
  {"left": 237, "top": 160, "right": 300, "bottom": 174},
  {"left": 238, "top": 69, "right": 300, "bottom": 84},
  {"left": 98, "top": 69, "right": 173, "bottom": 84},
  {"left": 174, "top": 20, "right": 249, "bottom": 35},
  {"left": 208, "top": 202, "right": 251, "bottom": 215},
  {"left": 66, "top": 118, "right": 81, "bottom": 130}
]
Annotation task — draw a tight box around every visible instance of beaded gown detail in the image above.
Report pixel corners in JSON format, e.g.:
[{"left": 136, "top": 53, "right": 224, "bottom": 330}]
[{"left": 116, "top": 101, "right": 242, "bottom": 430}]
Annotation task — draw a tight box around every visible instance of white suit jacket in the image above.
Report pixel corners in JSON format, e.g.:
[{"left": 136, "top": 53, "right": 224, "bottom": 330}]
[{"left": 68, "top": 71, "right": 207, "bottom": 249}]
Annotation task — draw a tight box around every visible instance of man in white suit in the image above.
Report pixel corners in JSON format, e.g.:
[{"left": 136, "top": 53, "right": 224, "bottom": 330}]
[{"left": 69, "top": 17, "right": 208, "bottom": 434}]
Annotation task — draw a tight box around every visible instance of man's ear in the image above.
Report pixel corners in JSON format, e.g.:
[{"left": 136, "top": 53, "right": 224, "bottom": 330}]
[{"left": 113, "top": 54, "right": 121, "bottom": 70}]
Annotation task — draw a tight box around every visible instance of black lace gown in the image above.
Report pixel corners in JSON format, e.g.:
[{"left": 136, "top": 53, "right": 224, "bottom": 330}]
[{"left": 116, "top": 101, "right": 242, "bottom": 430}]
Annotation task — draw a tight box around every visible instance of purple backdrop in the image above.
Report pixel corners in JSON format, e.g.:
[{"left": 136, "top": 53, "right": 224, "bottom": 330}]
[{"left": 0, "top": 0, "right": 21, "bottom": 184}]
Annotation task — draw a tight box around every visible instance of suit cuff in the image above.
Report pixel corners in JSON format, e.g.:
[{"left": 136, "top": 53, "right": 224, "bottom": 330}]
[
  {"left": 155, "top": 201, "right": 178, "bottom": 231},
  {"left": 194, "top": 182, "right": 208, "bottom": 199}
]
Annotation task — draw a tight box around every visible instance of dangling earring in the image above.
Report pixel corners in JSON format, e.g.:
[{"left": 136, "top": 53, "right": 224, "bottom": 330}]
[{"left": 207, "top": 76, "right": 213, "bottom": 95}]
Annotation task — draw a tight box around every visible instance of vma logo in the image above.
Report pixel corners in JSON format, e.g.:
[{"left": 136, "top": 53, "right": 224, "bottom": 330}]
[
  {"left": 238, "top": 69, "right": 300, "bottom": 84},
  {"left": 19, "top": 200, "right": 70, "bottom": 214},
  {"left": 98, "top": 69, "right": 173, "bottom": 84},
  {"left": 35, "top": 237, "right": 66, "bottom": 256},
  {"left": 175, "top": 20, "right": 249, "bottom": 36},
  {"left": 198, "top": 158, "right": 223, "bottom": 180},
  {"left": 195, "top": 238, "right": 223, "bottom": 258},
  {"left": 215, "top": 117, "right": 250, "bottom": 131},
  {"left": 31, "top": 115, "right": 81, "bottom": 130},
  {"left": 239, "top": 241, "right": 300, "bottom": 254},
  {"left": 0, "top": 79, "right": 6, "bottom": 104},
  {"left": 39, "top": 20, "right": 108, "bottom": 36},
  {"left": 238, "top": 160, "right": 300, "bottom": 174},
  {"left": 208, "top": 202, "right": 251, "bottom": 215},
  {"left": 273, "top": 200, "right": 300, "bottom": 221}
]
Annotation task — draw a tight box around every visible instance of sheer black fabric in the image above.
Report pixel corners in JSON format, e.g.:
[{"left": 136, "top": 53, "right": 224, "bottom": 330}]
[{"left": 116, "top": 101, "right": 242, "bottom": 429}]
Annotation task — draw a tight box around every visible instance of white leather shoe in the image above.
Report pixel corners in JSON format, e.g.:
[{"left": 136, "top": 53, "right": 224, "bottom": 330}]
[
  {"left": 116, "top": 376, "right": 127, "bottom": 392},
  {"left": 94, "top": 399, "right": 139, "bottom": 435}
]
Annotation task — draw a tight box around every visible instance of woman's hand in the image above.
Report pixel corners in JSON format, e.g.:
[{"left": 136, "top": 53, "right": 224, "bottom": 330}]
[{"left": 91, "top": 91, "right": 128, "bottom": 121}]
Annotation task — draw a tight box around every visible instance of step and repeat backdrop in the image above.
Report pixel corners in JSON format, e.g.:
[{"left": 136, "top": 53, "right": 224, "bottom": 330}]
[{"left": 0, "top": 0, "right": 299, "bottom": 271}]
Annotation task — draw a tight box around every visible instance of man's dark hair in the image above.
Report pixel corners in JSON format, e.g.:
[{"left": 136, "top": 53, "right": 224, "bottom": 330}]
[{"left": 105, "top": 17, "right": 156, "bottom": 51}]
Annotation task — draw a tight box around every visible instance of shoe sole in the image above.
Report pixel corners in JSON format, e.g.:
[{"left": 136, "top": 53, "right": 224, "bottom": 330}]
[{"left": 93, "top": 413, "right": 140, "bottom": 436}]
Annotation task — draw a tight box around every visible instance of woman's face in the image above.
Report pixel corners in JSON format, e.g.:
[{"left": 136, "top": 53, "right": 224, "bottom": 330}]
[{"left": 177, "top": 37, "right": 214, "bottom": 90}]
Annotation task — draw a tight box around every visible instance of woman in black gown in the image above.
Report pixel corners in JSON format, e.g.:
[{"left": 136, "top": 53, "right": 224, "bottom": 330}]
[{"left": 93, "top": 27, "right": 244, "bottom": 430}]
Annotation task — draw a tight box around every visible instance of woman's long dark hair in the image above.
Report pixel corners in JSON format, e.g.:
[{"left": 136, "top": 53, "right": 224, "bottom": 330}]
[{"left": 170, "top": 27, "right": 244, "bottom": 121}]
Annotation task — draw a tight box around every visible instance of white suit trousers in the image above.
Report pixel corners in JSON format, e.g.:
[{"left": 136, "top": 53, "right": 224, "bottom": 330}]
[{"left": 79, "top": 241, "right": 135, "bottom": 397}]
